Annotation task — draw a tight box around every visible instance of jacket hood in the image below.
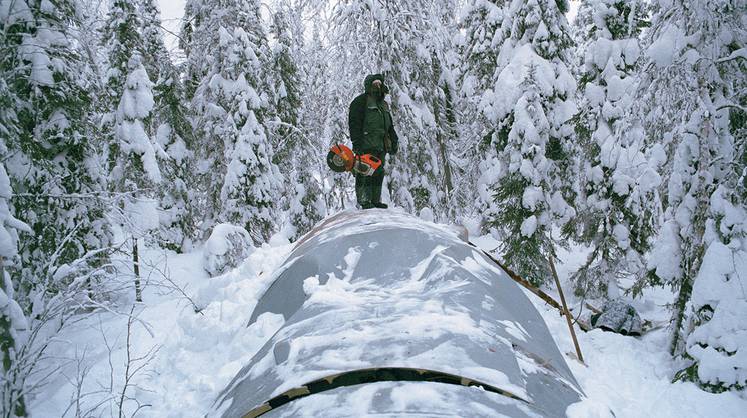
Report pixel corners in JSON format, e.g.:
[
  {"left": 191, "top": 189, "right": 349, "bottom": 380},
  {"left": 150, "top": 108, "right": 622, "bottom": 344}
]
[{"left": 364, "top": 74, "right": 386, "bottom": 94}]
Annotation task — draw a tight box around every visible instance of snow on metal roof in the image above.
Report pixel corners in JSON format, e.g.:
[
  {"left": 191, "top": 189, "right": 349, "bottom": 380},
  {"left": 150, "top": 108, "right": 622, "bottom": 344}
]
[{"left": 211, "top": 210, "right": 583, "bottom": 417}]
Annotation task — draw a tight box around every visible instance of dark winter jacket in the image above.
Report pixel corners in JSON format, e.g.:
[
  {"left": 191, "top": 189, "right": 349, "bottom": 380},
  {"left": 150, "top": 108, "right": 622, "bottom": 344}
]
[{"left": 348, "top": 74, "right": 399, "bottom": 154}]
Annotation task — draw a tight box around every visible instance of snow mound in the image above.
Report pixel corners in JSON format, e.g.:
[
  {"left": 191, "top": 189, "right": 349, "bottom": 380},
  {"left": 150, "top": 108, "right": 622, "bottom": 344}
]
[{"left": 204, "top": 223, "right": 256, "bottom": 277}]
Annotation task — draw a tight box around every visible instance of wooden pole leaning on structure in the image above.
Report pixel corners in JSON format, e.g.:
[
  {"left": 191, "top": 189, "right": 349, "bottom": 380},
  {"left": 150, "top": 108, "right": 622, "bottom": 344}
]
[
  {"left": 469, "top": 242, "right": 587, "bottom": 361},
  {"left": 471, "top": 244, "right": 564, "bottom": 312},
  {"left": 549, "top": 255, "right": 584, "bottom": 364}
]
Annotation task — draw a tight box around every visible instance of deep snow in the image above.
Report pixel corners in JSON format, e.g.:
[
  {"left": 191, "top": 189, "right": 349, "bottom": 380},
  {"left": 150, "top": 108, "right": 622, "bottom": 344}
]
[{"left": 30, "top": 220, "right": 746, "bottom": 417}]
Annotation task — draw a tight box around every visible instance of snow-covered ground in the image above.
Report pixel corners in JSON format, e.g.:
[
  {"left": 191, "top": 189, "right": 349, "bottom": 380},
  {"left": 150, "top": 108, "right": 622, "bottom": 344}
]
[
  {"left": 32, "top": 222, "right": 746, "bottom": 417},
  {"left": 523, "top": 240, "right": 746, "bottom": 418},
  {"left": 31, "top": 238, "right": 291, "bottom": 417}
]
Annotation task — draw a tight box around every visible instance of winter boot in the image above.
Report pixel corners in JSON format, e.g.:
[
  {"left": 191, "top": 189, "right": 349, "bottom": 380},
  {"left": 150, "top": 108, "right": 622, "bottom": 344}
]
[
  {"left": 370, "top": 168, "right": 385, "bottom": 209},
  {"left": 355, "top": 175, "right": 373, "bottom": 209}
]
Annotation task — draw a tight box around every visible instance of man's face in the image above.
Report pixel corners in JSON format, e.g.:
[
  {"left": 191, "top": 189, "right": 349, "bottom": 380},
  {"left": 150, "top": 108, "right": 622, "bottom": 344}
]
[{"left": 371, "top": 79, "right": 383, "bottom": 97}]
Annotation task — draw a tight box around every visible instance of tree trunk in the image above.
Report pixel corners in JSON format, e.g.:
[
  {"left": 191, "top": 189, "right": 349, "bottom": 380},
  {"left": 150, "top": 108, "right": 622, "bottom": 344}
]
[{"left": 132, "top": 237, "right": 142, "bottom": 302}]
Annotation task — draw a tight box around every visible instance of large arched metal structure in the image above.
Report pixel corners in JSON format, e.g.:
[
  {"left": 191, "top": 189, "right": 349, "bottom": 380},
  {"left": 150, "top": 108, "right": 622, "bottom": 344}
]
[{"left": 210, "top": 211, "right": 583, "bottom": 417}]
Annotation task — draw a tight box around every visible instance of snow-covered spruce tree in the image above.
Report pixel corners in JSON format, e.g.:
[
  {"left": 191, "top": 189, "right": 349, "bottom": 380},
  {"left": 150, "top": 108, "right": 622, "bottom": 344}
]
[
  {"left": 1, "top": 2, "right": 114, "bottom": 411},
  {"left": 75, "top": 2, "right": 116, "bottom": 200},
  {"left": 185, "top": 0, "right": 278, "bottom": 105},
  {"left": 298, "top": 19, "right": 352, "bottom": 213},
  {"left": 103, "top": 0, "right": 196, "bottom": 252},
  {"left": 330, "top": 0, "right": 459, "bottom": 218},
  {"left": 151, "top": 65, "right": 198, "bottom": 251},
  {"left": 268, "top": 7, "right": 325, "bottom": 240},
  {"left": 269, "top": 9, "right": 302, "bottom": 163},
  {"left": 1, "top": 0, "right": 112, "bottom": 306},
  {"left": 102, "top": 0, "right": 147, "bottom": 190},
  {"left": 138, "top": 0, "right": 170, "bottom": 81},
  {"left": 460, "top": 0, "right": 505, "bottom": 97},
  {"left": 140, "top": 0, "right": 198, "bottom": 251},
  {"left": 188, "top": 1, "right": 282, "bottom": 243},
  {"left": 482, "top": 0, "right": 577, "bottom": 285},
  {"left": 111, "top": 54, "right": 162, "bottom": 301},
  {"left": 567, "top": 0, "right": 657, "bottom": 298},
  {"left": 432, "top": 52, "right": 461, "bottom": 220},
  {"left": 221, "top": 109, "right": 283, "bottom": 243},
  {"left": 179, "top": 0, "right": 203, "bottom": 100},
  {"left": 455, "top": 0, "right": 506, "bottom": 221},
  {"left": 103, "top": 0, "right": 167, "bottom": 300},
  {"left": 0, "top": 156, "right": 31, "bottom": 418},
  {"left": 677, "top": 188, "right": 747, "bottom": 392},
  {"left": 182, "top": 0, "right": 276, "bottom": 100},
  {"left": 636, "top": 1, "right": 747, "bottom": 387},
  {"left": 102, "top": 0, "right": 143, "bottom": 111},
  {"left": 111, "top": 55, "right": 162, "bottom": 196}
]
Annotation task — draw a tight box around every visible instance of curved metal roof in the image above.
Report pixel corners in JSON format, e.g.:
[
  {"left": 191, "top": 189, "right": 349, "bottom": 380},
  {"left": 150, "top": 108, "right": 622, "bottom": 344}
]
[{"left": 210, "top": 210, "right": 583, "bottom": 417}]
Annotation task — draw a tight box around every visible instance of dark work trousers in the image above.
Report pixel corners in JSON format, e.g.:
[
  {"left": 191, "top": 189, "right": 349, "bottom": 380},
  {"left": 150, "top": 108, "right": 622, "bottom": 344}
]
[{"left": 355, "top": 151, "right": 386, "bottom": 207}]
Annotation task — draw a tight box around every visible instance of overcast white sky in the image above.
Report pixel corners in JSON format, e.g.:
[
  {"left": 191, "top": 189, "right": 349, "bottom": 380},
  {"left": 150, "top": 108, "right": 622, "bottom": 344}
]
[
  {"left": 157, "top": 0, "right": 186, "bottom": 52},
  {"left": 568, "top": 0, "right": 580, "bottom": 21}
]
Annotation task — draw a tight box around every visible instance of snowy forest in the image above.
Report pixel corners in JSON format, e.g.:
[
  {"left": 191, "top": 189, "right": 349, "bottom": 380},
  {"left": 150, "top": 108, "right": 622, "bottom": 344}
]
[{"left": 1, "top": 0, "right": 745, "bottom": 416}]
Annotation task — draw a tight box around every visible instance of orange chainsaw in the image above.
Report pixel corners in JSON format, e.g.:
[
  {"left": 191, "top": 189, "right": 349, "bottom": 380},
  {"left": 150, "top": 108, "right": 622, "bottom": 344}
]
[{"left": 326, "top": 144, "right": 382, "bottom": 176}]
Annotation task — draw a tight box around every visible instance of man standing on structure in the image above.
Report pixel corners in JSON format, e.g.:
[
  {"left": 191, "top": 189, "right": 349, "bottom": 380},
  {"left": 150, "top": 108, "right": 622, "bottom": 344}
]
[{"left": 348, "top": 74, "right": 399, "bottom": 209}]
